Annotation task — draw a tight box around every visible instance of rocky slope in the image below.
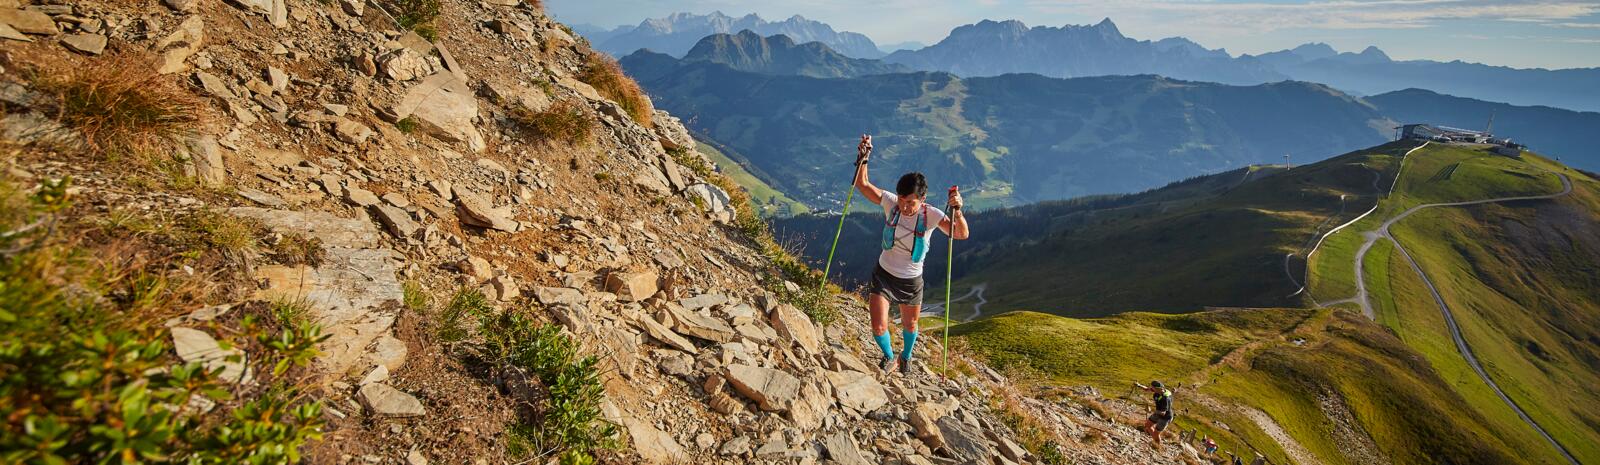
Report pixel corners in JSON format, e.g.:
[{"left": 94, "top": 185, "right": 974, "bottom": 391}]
[{"left": 0, "top": 0, "right": 1227, "bottom": 464}]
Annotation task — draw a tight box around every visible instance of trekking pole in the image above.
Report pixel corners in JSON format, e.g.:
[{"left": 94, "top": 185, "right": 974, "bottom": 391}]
[
  {"left": 820, "top": 136, "right": 868, "bottom": 296},
  {"left": 943, "top": 185, "right": 959, "bottom": 377}
]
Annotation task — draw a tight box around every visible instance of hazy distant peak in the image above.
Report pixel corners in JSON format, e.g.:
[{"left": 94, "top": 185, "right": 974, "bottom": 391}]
[
  {"left": 1290, "top": 42, "right": 1338, "bottom": 60},
  {"left": 1092, "top": 17, "right": 1120, "bottom": 35},
  {"left": 1359, "top": 46, "right": 1391, "bottom": 61}
]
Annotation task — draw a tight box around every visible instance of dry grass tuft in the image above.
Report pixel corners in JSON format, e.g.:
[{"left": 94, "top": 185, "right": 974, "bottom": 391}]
[
  {"left": 29, "top": 53, "right": 204, "bottom": 157},
  {"left": 578, "top": 51, "right": 653, "bottom": 128},
  {"left": 510, "top": 100, "right": 597, "bottom": 146}
]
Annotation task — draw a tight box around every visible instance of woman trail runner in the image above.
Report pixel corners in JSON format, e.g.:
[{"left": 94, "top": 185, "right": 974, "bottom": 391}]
[{"left": 851, "top": 134, "right": 970, "bottom": 375}]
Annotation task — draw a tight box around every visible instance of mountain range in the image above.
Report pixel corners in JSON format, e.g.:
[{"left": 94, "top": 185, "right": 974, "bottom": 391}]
[
  {"left": 884, "top": 18, "right": 1600, "bottom": 112},
  {"left": 576, "top": 11, "right": 884, "bottom": 59},
  {"left": 881, "top": 19, "right": 1286, "bottom": 86},
  {"left": 623, "top": 50, "right": 1396, "bottom": 210},
  {"left": 594, "top": 13, "right": 1600, "bottom": 112},
  {"left": 678, "top": 30, "right": 910, "bottom": 78},
  {"left": 1248, "top": 43, "right": 1600, "bottom": 112}
]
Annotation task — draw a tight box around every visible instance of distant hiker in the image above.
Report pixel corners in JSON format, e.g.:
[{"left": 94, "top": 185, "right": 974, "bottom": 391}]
[
  {"left": 1228, "top": 452, "right": 1244, "bottom": 465},
  {"left": 1203, "top": 436, "right": 1218, "bottom": 454},
  {"left": 853, "top": 134, "right": 970, "bottom": 375},
  {"left": 1136, "top": 380, "right": 1175, "bottom": 446}
]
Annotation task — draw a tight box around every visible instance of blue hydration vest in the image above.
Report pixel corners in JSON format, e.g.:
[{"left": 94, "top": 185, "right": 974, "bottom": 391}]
[{"left": 882, "top": 204, "right": 930, "bottom": 263}]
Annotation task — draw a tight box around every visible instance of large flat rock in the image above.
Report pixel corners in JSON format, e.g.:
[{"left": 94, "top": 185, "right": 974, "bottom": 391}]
[
  {"left": 724, "top": 364, "right": 801, "bottom": 412},
  {"left": 392, "top": 73, "right": 485, "bottom": 152},
  {"left": 229, "top": 208, "right": 403, "bottom": 377}
]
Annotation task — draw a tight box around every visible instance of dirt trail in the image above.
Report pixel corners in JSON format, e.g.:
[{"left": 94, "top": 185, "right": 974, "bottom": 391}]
[
  {"left": 922, "top": 282, "right": 987, "bottom": 322},
  {"left": 1240, "top": 407, "right": 1323, "bottom": 465}
]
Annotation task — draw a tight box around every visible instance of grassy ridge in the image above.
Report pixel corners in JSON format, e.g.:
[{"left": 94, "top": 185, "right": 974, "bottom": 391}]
[
  {"left": 1382, "top": 159, "right": 1600, "bottom": 462},
  {"left": 1307, "top": 144, "right": 1598, "bottom": 463},
  {"left": 953, "top": 308, "right": 1528, "bottom": 464}
]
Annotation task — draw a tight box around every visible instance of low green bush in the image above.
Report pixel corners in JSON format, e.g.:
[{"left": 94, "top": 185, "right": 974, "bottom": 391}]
[
  {"left": 479, "top": 311, "right": 617, "bottom": 463},
  {"left": 0, "top": 177, "right": 326, "bottom": 463}
]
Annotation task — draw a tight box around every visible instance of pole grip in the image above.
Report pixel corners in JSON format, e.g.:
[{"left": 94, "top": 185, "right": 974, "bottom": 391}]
[{"left": 948, "top": 185, "right": 960, "bottom": 211}]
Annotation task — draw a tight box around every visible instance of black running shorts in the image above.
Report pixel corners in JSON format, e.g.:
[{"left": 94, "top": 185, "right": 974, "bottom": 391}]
[{"left": 868, "top": 264, "right": 923, "bottom": 307}]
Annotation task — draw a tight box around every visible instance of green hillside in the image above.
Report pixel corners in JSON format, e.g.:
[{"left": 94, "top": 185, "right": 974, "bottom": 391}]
[
  {"left": 1308, "top": 143, "right": 1600, "bottom": 464},
  {"left": 693, "top": 140, "right": 811, "bottom": 217},
  {"left": 956, "top": 141, "right": 1421, "bottom": 316},
  {"left": 951, "top": 308, "right": 1530, "bottom": 465}
]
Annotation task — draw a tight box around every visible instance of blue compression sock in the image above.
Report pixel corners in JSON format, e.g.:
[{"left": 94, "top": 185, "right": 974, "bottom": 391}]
[
  {"left": 875, "top": 332, "right": 895, "bottom": 359},
  {"left": 900, "top": 330, "right": 918, "bottom": 361}
]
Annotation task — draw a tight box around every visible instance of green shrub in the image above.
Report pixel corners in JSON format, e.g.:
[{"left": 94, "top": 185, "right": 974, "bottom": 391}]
[
  {"left": 479, "top": 311, "right": 617, "bottom": 462},
  {"left": 0, "top": 177, "right": 325, "bottom": 463},
  {"left": 396, "top": 116, "right": 420, "bottom": 133},
  {"left": 437, "top": 287, "right": 492, "bottom": 343},
  {"left": 510, "top": 100, "right": 596, "bottom": 146},
  {"left": 403, "top": 280, "right": 431, "bottom": 313},
  {"left": 384, "top": 0, "right": 441, "bottom": 38}
]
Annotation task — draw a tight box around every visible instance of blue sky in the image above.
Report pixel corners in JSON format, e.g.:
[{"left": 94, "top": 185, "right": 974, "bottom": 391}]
[{"left": 548, "top": 0, "right": 1600, "bottom": 69}]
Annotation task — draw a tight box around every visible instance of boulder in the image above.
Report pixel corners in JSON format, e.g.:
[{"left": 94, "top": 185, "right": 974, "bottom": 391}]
[
  {"left": 0, "top": 22, "right": 26, "bottom": 42},
  {"left": 769, "top": 303, "right": 821, "bottom": 355},
  {"left": 482, "top": 80, "right": 551, "bottom": 112},
  {"left": 392, "top": 73, "right": 485, "bottom": 152},
  {"left": 0, "top": 9, "right": 56, "bottom": 35},
  {"left": 344, "top": 186, "right": 380, "bottom": 207},
  {"left": 909, "top": 402, "right": 951, "bottom": 450},
  {"left": 605, "top": 270, "right": 657, "bottom": 302},
  {"left": 163, "top": 0, "right": 198, "bottom": 12},
  {"left": 331, "top": 117, "right": 374, "bottom": 145},
  {"left": 227, "top": 208, "right": 403, "bottom": 377},
  {"left": 194, "top": 71, "right": 236, "bottom": 100},
  {"left": 452, "top": 186, "right": 518, "bottom": 232},
  {"left": 638, "top": 315, "right": 697, "bottom": 354},
  {"left": 379, "top": 48, "right": 435, "bottom": 81},
  {"left": 236, "top": 187, "right": 285, "bottom": 207},
  {"left": 821, "top": 432, "right": 872, "bottom": 465},
  {"left": 624, "top": 417, "right": 688, "bottom": 464},
  {"left": 652, "top": 110, "right": 696, "bottom": 151},
  {"left": 182, "top": 136, "right": 226, "bottom": 187},
  {"left": 154, "top": 16, "right": 204, "bottom": 74},
  {"left": 678, "top": 293, "right": 727, "bottom": 311},
  {"left": 61, "top": 34, "right": 107, "bottom": 55},
  {"left": 824, "top": 370, "right": 889, "bottom": 414},
  {"left": 533, "top": 287, "right": 584, "bottom": 307},
  {"left": 669, "top": 306, "right": 736, "bottom": 343},
  {"left": 487, "top": 275, "right": 518, "bottom": 301},
  {"left": 724, "top": 364, "right": 802, "bottom": 412},
  {"left": 686, "top": 183, "right": 735, "bottom": 223},
  {"left": 266, "top": 66, "right": 290, "bottom": 92},
  {"left": 935, "top": 416, "right": 996, "bottom": 462},
  {"left": 373, "top": 205, "right": 420, "bottom": 240},
  {"left": 358, "top": 383, "right": 425, "bottom": 417}
]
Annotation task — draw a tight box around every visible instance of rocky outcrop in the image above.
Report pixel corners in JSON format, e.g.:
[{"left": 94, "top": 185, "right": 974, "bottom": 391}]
[{"left": 228, "top": 208, "right": 404, "bottom": 378}]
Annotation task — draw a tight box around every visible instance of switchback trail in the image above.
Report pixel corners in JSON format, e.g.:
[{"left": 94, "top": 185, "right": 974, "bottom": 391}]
[
  {"left": 922, "top": 282, "right": 988, "bottom": 322},
  {"left": 1347, "top": 166, "right": 1578, "bottom": 464}
]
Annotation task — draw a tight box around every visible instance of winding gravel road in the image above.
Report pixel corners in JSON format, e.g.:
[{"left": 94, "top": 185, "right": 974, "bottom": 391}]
[
  {"left": 922, "top": 282, "right": 988, "bottom": 322},
  {"left": 1348, "top": 167, "right": 1578, "bottom": 464}
]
